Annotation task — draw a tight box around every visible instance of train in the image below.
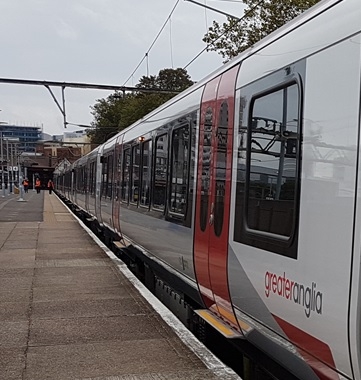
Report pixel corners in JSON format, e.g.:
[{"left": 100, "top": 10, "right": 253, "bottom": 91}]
[{"left": 54, "top": 0, "right": 361, "bottom": 379}]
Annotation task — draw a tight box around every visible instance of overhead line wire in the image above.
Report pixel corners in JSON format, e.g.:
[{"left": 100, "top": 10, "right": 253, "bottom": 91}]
[
  {"left": 92, "top": 0, "right": 263, "bottom": 140},
  {"left": 183, "top": 0, "right": 265, "bottom": 70},
  {"left": 118, "top": 0, "right": 262, "bottom": 135},
  {"left": 122, "top": 0, "right": 181, "bottom": 86}
]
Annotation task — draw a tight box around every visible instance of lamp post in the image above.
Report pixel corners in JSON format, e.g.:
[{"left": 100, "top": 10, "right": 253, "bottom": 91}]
[
  {"left": 6, "top": 138, "right": 10, "bottom": 195},
  {"left": 0, "top": 111, "right": 6, "bottom": 197},
  {"left": 0, "top": 131, "right": 5, "bottom": 197},
  {"left": 17, "top": 149, "right": 25, "bottom": 202},
  {"left": 4, "top": 137, "right": 19, "bottom": 194},
  {"left": 10, "top": 142, "right": 14, "bottom": 193}
]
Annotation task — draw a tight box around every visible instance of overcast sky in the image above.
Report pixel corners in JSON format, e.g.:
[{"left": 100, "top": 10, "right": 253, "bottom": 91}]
[{"left": 0, "top": 0, "right": 245, "bottom": 136}]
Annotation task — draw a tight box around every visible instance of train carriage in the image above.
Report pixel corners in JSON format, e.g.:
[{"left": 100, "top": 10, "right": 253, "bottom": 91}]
[{"left": 55, "top": 1, "right": 361, "bottom": 378}]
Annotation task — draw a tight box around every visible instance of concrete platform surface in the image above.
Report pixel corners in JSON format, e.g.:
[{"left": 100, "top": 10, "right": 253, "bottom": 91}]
[{"left": 0, "top": 192, "right": 240, "bottom": 380}]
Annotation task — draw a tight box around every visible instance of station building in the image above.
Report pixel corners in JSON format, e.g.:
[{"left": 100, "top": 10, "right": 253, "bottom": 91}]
[{"left": 0, "top": 125, "right": 94, "bottom": 190}]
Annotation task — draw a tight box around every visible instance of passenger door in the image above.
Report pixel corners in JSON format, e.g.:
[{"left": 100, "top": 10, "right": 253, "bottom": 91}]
[{"left": 194, "top": 66, "right": 239, "bottom": 321}]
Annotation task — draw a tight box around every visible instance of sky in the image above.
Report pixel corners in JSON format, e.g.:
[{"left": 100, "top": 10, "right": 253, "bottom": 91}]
[{"left": 0, "top": 0, "right": 245, "bottom": 136}]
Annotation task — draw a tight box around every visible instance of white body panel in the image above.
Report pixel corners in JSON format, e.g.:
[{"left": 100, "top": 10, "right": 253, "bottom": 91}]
[{"left": 229, "top": 7, "right": 361, "bottom": 378}]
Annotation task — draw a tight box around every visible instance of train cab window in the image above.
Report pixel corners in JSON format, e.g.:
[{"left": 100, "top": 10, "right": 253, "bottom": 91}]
[
  {"left": 130, "top": 144, "right": 140, "bottom": 204},
  {"left": 140, "top": 140, "right": 151, "bottom": 207},
  {"left": 122, "top": 148, "right": 130, "bottom": 202},
  {"left": 234, "top": 69, "right": 302, "bottom": 259},
  {"left": 170, "top": 125, "right": 190, "bottom": 216},
  {"left": 153, "top": 134, "right": 168, "bottom": 210}
]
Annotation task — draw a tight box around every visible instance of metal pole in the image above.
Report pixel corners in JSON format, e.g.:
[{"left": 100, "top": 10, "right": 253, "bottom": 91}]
[
  {"left": 1, "top": 132, "right": 5, "bottom": 197},
  {"left": 10, "top": 142, "right": 14, "bottom": 193},
  {"left": 6, "top": 138, "right": 10, "bottom": 195},
  {"left": 17, "top": 148, "right": 25, "bottom": 202},
  {"left": 10, "top": 143, "right": 15, "bottom": 194}
]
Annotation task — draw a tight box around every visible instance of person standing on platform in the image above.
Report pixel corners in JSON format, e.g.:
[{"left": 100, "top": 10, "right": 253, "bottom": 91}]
[
  {"left": 47, "top": 179, "right": 54, "bottom": 195},
  {"left": 35, "top": 178, "right": 41, "bottom": 194},
  {"left": 23, "top": 178, "right": 29, "bottom": 193}
]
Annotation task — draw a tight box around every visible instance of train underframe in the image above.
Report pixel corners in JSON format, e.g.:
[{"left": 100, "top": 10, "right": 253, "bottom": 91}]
[{"left": 59, "top": 192, "right": 304, "bottom": 380}]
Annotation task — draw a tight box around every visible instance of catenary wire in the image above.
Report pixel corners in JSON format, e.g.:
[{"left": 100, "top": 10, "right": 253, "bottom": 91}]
[
  {"left": 100, "top": 0, "right": 264, "bottom": 136},
  {"left": 122, "top": 0, "right": 181, "bottom": 86},
  {"left": 183, "top": 0, "right": 265, "bottom": 70}
]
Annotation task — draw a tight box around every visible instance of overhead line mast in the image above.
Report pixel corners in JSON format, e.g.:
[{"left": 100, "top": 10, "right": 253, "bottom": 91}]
[{"left": 0, "top": 77, "right": 180, "bottom": 129}]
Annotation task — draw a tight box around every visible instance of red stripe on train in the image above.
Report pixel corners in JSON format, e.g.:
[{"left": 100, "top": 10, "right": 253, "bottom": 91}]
[{"left": 274, "top": 315, "right": 339, "bottom": 380}]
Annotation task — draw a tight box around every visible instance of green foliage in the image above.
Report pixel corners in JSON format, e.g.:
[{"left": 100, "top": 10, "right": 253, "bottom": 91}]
[
  {"left": 87, "top": 68, "right": 194, "bottom": 145},
  {"left": 203, "top": 0, "right": 321, "bottom": 61}
]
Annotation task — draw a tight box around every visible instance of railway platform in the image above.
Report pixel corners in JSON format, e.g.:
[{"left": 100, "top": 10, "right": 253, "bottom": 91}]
[{"left": 0, "top": 191, "right": 240, "bottom": 380}]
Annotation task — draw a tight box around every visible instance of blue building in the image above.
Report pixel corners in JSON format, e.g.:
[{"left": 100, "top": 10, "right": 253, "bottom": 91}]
[{"left": 0, "top": 124, "right": 42, "bottom": 152}]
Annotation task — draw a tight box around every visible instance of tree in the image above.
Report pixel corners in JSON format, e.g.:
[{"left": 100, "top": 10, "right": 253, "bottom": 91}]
[
  {"left": 87, "top": 68, "right": 194, "bottom": 145},
  {"left": 203, "top": 0, "right": 321, "bottom": 61},
  {"left": 142, "top": 68, "right": 193, "bottom": 92},
  {"left": 86, "top": 93, "right": 125, "bottom": 144}
]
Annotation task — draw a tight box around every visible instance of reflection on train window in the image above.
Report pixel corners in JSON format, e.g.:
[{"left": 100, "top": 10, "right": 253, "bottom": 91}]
[
  {"left": 101, "top": 154, "right": 113, "bottom": 199},
  {"left": 247, "top": 84, "right": 299, "bottom": 237},
  {"left": 115, "top": 150, "right": 122, "bottom": 200},
  {"left": 101, "top": 156, "right": 107, "bottom": 198},
  {"left": 170, "top": 125, "right": 189, "bottom": 216},
  {"left": 140, "top": 140, "right": 150, "bottom": 207},
  {"left": 107, "top": 154, "right": 113, "bottom": 199},
  {"left": 122, "top": 148, "right": 130, "bottom": 202},
  {"left": 65, "top": 171, "right": 71, "bottom": 191},
  {"left": 81, "top": 168, "right": 86, "bottom": 194},
  {"left": 89, "top": 161, "right": 96, "bottom": 195},
  {"left": 153, "top": 134, "right": 168, "bottom": 210},
  {"left": 130, "top": 144, "right": 140, "bottom": 203},
  {"left": 76, "top": 168, "right": 82, "bottom": 193},
  {"left": 214, "top": 101, "right": 228, "bottom": 237},
  {"left": 200, "top": 107, "right": 212, "bottom": 232}
]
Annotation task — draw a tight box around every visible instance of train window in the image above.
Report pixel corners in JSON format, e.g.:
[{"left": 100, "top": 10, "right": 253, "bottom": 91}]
[
  {"left": 89, "top": 161, "right": 96, "bottom": 195},
  {"left": 200, "top": 107, "right": 212, "bottom": 232},
  {"left": 170, "top": 125, "right": 190, "bottom": 216},
  {"left": 122, "top": 148, "right": 130, "bottom": 202},
  {"left": 214, "top": 101, "right": 228, "bottom": 237},
  {"left": 101, "top": 156, "right": 107, "bottom": 198},
  {"left": 81, "top": 167, "right": 86, "bottom": 193},
  {"left": 130, "top": 144, "right": 140, "bottom": 204},
  {"left": 153, "top": 134, "right": 168, "bottom": 210},
  {"left": 247, "top": 84, "right": 298, "bottom": 236},
  {"left": 76, "top": 168, "right": 81, "bottom": 193},
  {"left": 140, "top": 140, "right": 151, "bottom": 207},
  {"left": 234, "top": 73, "right": 302, "bottom": 258},
  {"left": 107, "top": 154, "right": 113, "bottom": 199},
  {"left": 101, "top": 155, "right": 113, "bottom": 199},
  {"left": 115, "top": 148, "right": 122, "bottom": 201}
]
